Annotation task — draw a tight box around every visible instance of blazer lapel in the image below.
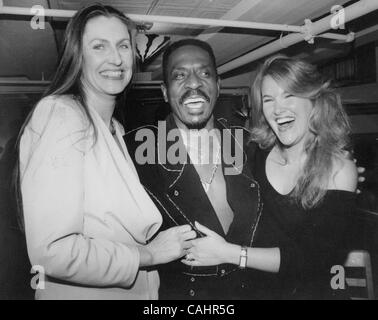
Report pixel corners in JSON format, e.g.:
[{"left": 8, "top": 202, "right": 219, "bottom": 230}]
[
  {"left": 215, "top": 118, "right": 261, "bottom": 244},
  {"left": 158, "top": 115, "right": 227, "bottom": 237}
]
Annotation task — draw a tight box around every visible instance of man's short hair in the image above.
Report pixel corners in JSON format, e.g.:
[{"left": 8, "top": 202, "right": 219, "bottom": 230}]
[{"left": 162, "top": 38, "right": 218, "bottom": 84}]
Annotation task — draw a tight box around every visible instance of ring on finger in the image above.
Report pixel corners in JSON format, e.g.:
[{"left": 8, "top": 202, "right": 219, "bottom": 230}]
[{"left": 186, "top": 253, "right": 194, "bottom": 261}]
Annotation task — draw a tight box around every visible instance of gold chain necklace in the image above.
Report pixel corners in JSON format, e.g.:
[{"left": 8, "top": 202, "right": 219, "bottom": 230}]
[{"left": 200, "top": 144, "right": 221, "bottom": 192}]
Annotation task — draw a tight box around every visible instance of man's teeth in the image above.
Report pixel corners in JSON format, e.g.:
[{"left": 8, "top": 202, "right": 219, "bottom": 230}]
[
  {"left": 184, "top": 97, "right": 205, "bottom": 105},
  {"left": 276, "top": 117, "right": 295, "bottom": 125},
  {"left": 101, "top": 70, "right": 123, "bottom": 77}
]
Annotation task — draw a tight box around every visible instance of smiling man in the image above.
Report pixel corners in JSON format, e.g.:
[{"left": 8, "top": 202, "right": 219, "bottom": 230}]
[
  {"left": 125, "top": 39, "right": 262, "bottom": 300},
  {"left": 160, "top": 42, "right": 219, "bottom": 130}
]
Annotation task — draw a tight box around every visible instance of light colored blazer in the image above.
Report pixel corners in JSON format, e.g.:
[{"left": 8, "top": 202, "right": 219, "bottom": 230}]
[{"left": 19, "top": 95, "right": 162, "bottom": 300}]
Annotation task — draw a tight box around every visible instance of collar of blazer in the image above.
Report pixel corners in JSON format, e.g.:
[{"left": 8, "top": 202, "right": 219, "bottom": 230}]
[{"left": 157, "top": 114, "right": 250, "bottom": 190}]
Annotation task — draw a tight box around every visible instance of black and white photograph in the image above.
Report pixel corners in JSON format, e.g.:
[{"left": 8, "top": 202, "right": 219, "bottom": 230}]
[{"left": 0, "top": 0, "right": 377, "bottom": 306}]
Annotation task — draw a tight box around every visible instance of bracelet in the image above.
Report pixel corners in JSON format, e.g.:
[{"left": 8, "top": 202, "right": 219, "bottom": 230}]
[{"left": 239, "top": 246, "right": 248, "bottom": 269}]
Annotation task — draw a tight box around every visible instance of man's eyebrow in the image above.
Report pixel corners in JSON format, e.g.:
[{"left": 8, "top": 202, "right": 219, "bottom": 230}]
[
  {"left": 170, "top": 67, "right": 187, "bottom": 72},
  {"left": 170, "top": 64, "right": 211, "bottom": 70}
]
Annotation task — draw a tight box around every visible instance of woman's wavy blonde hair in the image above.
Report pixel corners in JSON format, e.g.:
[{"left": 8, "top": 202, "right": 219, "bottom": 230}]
[{"left": 250, "top": 55, "right": 352, "bottom": 209}]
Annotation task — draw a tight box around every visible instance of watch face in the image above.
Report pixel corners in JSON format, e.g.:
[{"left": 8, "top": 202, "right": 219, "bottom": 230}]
[
  {"left": 239, "top": 247, "right": 248, "bottom": 268},
  {"left": 239, "top": 257, "right": 247, "bottom": 268}
]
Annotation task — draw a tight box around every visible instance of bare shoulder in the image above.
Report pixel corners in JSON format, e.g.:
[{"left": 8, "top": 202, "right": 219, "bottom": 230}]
[{"left": 328, "top": 156, "right": 358, "bottom": 192}]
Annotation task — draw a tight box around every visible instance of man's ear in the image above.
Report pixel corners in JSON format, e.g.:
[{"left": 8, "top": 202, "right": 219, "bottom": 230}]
[
  {"left": 161, "top": 83, "right": 169, "bottom": 102},
  {"left": 216, "top": 77, "right": 221, "bottom": 98}
]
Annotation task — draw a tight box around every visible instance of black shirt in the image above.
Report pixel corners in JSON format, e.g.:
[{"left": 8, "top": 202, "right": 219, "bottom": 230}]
[{"left": 251, "top": 147, "right": 355, "bottom": 299}]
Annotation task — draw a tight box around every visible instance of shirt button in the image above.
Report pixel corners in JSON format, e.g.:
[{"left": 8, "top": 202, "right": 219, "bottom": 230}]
[
  {"left": 189, "top": 289, "right": 195, "bottom": 296},
  {"left": 220, "top": 269, "right": 226, "bottom": 275},
  {"left": 190, "top": 277, "right": 195, "bottom": 282},
  {"left": 250, "top": 183, "right": 256, "bottom": 188},
  {"left": 174, "top": 190, "right": 179, "bottom": 196}
]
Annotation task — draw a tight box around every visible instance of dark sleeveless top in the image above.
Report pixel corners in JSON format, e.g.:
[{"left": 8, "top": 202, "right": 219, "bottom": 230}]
[{"left": 250, "top": 147, "right": 355, "bottom": 299}]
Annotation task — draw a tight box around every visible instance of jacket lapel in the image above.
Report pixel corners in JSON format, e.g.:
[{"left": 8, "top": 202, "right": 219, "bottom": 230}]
[
  {"left": 158, "top": 115, "right": 227, "bottom": 237},
  {"left": 216, "top": 119, "right": 261, "bottom": 244}
]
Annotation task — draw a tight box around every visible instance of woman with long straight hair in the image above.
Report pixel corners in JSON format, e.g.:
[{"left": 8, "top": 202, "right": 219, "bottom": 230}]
[
  {"left": 18, "top": 4, "right": 195, "bottom": 300},
  {"left": 183, "top": 55, "right": 357, "bottom": 299}
]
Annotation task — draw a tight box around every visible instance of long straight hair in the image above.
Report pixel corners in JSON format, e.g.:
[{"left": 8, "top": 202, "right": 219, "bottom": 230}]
[
  {"left": 250, "top": 55, "right": 352, "bottom": 209},
  {"left": 22, "top": 3, "right": 137, "bottom": 139},
  {"left": 14, "top": 3, "right": 137, "bottom": 230}
]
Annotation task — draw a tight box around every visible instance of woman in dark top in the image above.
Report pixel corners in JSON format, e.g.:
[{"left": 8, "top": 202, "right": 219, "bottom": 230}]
[
  {"left": 249, "top": 148, "right": 355, "bottom": 299},
  {"left": 182, "top": 55, "right": 357, "bottom": 299}
]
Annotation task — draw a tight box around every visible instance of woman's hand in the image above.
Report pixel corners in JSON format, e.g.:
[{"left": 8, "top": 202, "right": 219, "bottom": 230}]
[
  {"left": 181, "top": 221, "right": 234, "bottom": 267},
  {"left": 143, "top": 224, "right": 196, "bottom": 266}
]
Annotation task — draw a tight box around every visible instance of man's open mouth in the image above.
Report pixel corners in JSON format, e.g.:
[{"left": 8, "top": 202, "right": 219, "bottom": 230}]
[
  {"left": 180, "top": 89, "right": 210, "bottom": 107},
  {"left": 183, "top": 97, "right": 207, "bottom": 108}
]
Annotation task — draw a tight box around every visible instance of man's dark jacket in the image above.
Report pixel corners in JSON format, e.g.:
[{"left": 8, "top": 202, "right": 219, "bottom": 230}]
[{"left": 125, "top": 115, "right": 262, "bottom": 299}]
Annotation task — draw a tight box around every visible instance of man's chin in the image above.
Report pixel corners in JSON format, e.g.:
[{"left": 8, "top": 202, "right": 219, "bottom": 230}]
[
  {"left": 185, "top": 122, "right": 207, "bottom": 130},
  {"left": 173, "top": 112, "right": 213, "bottom": 130},
  {"left": 184, "top": 116, "right": 213, "bottom": 129}
]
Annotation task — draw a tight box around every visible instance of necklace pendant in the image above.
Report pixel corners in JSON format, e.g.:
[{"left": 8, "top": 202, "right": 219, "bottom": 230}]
[{"left": 202, "top": 182, "right": 210, "bottom": 192}]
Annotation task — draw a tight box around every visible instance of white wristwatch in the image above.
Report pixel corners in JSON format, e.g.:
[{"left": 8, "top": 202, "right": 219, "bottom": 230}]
[{"left": 239, "top": 246, "right": 248, "bottom": 269}]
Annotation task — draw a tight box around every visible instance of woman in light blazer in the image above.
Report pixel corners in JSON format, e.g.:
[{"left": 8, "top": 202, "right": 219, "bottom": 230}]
[{"left": 18, "top": 4, "right": 195, "bottom": 300}]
